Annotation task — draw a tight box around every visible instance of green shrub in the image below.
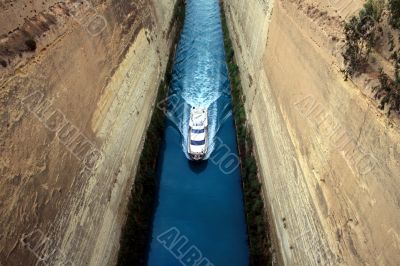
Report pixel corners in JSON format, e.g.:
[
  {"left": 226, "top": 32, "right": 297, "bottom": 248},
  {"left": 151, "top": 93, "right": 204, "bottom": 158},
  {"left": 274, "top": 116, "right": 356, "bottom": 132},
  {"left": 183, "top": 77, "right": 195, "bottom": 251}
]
[
  {"left": 342, "top": 0, "right": 383, "bottom": 79},
  {"left": 374, "top": 69, "right": 400, "bottom": 115},
  {"left": 388, "top": 0, "right": 400, "bottom": 30},
  {"left": 342, "top": 0, "right": 400, "bottom": 115},
  {"left": 362, "top": 0, "right": 384, "bottom": 21},
  {"left": 25, "top": 39, "right": 37, "bottom": 51}
]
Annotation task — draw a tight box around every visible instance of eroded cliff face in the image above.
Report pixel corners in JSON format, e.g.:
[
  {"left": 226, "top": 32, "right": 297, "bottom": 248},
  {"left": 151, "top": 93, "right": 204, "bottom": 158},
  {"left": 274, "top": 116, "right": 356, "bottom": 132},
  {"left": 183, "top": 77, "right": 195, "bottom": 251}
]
[
  {"left": 224, "top": 0, "right": 400, "bottom": 264},
  {"left": 0, "top": 0, "right": 177, "bottom": 265}
]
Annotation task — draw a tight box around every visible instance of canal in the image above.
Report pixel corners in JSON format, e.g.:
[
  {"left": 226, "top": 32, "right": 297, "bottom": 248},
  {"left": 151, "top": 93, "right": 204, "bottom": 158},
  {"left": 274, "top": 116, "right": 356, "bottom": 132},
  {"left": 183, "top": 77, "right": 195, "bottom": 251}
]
[{"left": 148, "top": 0, "right": 249, "bottom": 265}]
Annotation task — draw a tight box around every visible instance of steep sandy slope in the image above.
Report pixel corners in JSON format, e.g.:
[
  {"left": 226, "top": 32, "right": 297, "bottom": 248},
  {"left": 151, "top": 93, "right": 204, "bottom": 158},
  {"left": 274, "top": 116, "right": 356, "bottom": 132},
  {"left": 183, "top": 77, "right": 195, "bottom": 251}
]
[
  {"left": 224, "top": 0, "right": 400, "bottom": 264},
  {"left": 0, "top": 0, "right": 177, "bottom": 265}
]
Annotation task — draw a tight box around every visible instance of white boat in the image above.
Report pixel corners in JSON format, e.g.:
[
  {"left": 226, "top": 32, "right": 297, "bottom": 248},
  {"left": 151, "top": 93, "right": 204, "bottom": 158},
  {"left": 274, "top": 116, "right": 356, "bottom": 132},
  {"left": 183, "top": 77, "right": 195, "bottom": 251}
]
[{"left": 188, "top": 106, "right": 208, "bottom": 160}]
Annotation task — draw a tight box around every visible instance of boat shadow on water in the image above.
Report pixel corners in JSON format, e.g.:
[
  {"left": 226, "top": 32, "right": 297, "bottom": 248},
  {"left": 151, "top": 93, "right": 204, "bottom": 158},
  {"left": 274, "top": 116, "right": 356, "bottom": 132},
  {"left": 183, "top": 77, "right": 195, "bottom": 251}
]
[{"left": 187, "top": 159, "right": 208, "bottom": 173}]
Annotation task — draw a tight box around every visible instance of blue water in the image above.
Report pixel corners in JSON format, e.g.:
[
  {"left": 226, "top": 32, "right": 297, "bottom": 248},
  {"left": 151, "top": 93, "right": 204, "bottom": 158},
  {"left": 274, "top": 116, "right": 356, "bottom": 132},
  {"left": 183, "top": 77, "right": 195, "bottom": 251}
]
[{"left": 148, "top": 0, "right": 249, "bottom": 265}]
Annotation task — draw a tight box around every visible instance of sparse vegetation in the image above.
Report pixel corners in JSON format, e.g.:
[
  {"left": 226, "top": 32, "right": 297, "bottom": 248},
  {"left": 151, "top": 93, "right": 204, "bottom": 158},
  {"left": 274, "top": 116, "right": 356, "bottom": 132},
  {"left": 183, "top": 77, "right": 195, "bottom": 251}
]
[
  {"left": 221, "top": 3, "right": 273, "bottom": 265},
  {"left": 116, "top": 0, "right": 185, "bottom": 264},
  {"left": 374, "top": 67, "right": 400, "bottom": 116},
  {"left": 25, "top": 39, "right": 36, "bottom": 51},
  {"left": 373, "top": 50, "right": 400, "bottom": 116},
  {"left": 364, "top": 0, "right": 385, "bottom": 21},
  {"left": 0, "top": 59, "right": 7, "bottom": 67},
  {"left": 342, "top": 0, "right": 382, "bottom": 79},
  {"left": 394, "top": 52, "right": 400, "bottom": 80},
  {"left": 388, "top": 32, "right": 395, "bottom": 51},
  {"left": 342, "top": 0, "right": 400, "bottom": 115},
  {"left": 388, "top": 0, "right": 400, "bottom": 30}
]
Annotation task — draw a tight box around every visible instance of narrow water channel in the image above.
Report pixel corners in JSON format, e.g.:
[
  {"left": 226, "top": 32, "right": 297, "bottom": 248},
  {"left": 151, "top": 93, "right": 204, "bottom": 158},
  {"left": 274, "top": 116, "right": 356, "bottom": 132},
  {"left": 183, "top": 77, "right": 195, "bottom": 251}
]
[{"left": 148, "top": 0, "right": 249, "bottom": 265}]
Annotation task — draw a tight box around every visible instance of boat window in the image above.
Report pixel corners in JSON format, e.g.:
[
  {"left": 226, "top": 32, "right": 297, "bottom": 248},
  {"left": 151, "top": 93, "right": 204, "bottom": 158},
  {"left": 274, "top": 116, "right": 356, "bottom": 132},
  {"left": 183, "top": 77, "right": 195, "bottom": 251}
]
[
  {"left": 191, "top": 140, "right": 205, "bottom": 145},
  {"left": 191, "top": 129, "right": 205, "bottom": 134}
]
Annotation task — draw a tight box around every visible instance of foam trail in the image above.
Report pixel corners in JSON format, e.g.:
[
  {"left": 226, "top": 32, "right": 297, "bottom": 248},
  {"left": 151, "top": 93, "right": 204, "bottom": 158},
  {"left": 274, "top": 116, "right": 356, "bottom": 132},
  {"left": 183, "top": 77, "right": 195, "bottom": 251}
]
[{"left": 164, "top": 0, "right": 232, "bottom": 159}]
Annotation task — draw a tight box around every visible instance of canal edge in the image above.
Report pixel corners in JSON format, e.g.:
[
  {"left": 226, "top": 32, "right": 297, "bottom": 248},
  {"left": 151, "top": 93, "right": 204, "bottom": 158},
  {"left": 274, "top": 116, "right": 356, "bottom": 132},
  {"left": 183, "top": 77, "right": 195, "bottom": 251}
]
[
  {"left": 220, "top": 1, "right": 283, "bottom": 265},
  {"left": 116, "top": 0, "right": 186, "bottom": 264}
]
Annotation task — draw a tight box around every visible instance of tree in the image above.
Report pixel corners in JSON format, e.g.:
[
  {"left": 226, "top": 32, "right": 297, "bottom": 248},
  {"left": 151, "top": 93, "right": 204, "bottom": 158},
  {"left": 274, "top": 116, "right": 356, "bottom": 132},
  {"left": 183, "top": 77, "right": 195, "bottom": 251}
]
[
  {"left": 375, "top": 68, "right": 400, "bottom": 115},
  {"left": 342, "top": 0, "right": 382, "bottom": 79},
  {"left": 388, "top": 0, "right": 400, "bottom": 29}
]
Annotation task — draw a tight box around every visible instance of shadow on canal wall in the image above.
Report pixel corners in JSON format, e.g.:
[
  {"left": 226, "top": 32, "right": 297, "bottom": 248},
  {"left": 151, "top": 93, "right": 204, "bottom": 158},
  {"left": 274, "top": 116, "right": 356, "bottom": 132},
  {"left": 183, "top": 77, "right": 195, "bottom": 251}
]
[
  {"left": 116, "top": 0, "right": 186, "bottom": 264},
  {"left": 221, "top": 1, "right": 275, "bottom": 265}
]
